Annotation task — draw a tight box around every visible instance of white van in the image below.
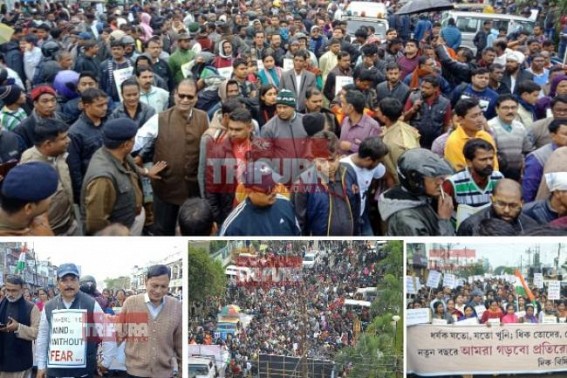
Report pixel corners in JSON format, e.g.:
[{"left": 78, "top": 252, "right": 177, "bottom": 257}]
[
  {"left": 344, "top": 299, "right": 372, "bottom": 309},
  {"left": 341, "top": 1, "right": 389, "bottom": 40},
  {"left": 188, "top": 357, "right": 217, "bottom": 378},
  {"left": 441, "top": 11, "right": 535, "bottom": 53},
  {"left": 355, "top": 287, "right": 377, "bottom": 301},
  {"left": 225, "top": 265, "right": 253, "bottom": 282}
]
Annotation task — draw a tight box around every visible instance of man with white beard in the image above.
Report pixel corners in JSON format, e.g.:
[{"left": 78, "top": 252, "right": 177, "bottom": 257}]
[{"left": 0, "top": 274, "right": 40, "bottom": 378}]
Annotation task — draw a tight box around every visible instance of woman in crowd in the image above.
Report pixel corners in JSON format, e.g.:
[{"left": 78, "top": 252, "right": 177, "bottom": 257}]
[
  {"left": 257, "top": 49, "right": 282, "bottom": 87},
  {"left": 432, "top": 301, "right": 455, "bottom": 324},
  {"left": 501, "top": 303, "right": 519, "bottom": 324},
  {"left": 521, "top": 304, "right": 539, "bottom": 323},
  {"left": 257, "top": 84, "right": 278, "bottom": 128},
  {"left": 36, "top": 288, "right": 49, "bottom": 311},
  {"left": 480, "top": 299, "right": 504, "bottom": 324},
  {"left": 458, "top": 305, "right": 479, "bottom": 324},
  {"left": 446, "top": 298, "right": 463, "bottom": 322}
]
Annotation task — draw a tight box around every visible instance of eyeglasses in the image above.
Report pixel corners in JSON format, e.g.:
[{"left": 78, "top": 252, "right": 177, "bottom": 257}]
[
  {"left": 177, "top": 93, "right": 195, "bottom": 100},
  {"left": 492, "top": 200, "right": 522, "bottom": 210}
]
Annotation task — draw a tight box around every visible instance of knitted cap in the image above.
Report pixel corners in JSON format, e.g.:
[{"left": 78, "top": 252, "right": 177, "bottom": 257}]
[
  {"left": 0, "top": 85, "right": 23, "bottom": 106},
  {"left": 276, "top": 89, "right": 296, "bottom": 108},
  {"left": 31, "top": 86, "right": 56, "bottom": 102}
]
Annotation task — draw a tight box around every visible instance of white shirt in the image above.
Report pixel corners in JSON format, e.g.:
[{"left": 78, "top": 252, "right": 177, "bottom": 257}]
[
  {"left": 295, "top": 72, "right": 302, "bottom": 94},
  {"left": 340, "top": 156, "right": 386, "bottom": 215},
  {"left": 144, "top": 293, "right": 165, "bottom": 319}
]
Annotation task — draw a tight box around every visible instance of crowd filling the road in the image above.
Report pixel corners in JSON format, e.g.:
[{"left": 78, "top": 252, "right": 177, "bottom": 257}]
[
  {"left": 1, "top": 0, "right": 567, "bottom": 236},
  {"left": 189, "top": 241, "right": 382, "bottom": 377}
]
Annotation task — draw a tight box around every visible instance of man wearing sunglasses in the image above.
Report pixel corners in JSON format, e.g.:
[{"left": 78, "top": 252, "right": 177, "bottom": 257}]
[
  {"left": 135, "top": 79, "right": 209, "bottom": 235},
  {"left": 457, "top": 178, "right": 539, "bottom": 235}
]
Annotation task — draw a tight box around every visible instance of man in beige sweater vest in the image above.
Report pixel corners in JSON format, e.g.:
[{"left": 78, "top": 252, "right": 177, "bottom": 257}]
[{"left": 117, "top": 265, "right": 182, "bottom": 377}]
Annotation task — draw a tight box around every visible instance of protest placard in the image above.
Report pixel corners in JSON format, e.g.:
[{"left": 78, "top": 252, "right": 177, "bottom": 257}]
[
  {"left": 335, "top": 76, "right": 354, "bottom": 96},
  {"left": 426, "top": 270, "right": 441, "bottom": 288},
  {"left": 47, "top": 309, "right": 87, "bottom": 369},
  {"left": 406, "top": 308, "right": 431, "bottom": 326},
  {"left": 113, "top": 67, "right": 134, "bottom": 101},
  {"left": 547, "top": 281, "right": 560, "bottom": 300}
]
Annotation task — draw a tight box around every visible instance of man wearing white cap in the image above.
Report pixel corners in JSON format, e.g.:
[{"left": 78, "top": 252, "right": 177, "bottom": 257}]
[
  {"left": 523, "top": 172, "right": 567, "bottom": 224},
  {"left": 502, "top": 50, "right": 534, "bottom": 93}
]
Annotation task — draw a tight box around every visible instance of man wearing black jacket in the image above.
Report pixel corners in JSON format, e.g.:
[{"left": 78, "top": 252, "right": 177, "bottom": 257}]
[{"left": 0, "top": 274, "right": 40, "bottom": 378}]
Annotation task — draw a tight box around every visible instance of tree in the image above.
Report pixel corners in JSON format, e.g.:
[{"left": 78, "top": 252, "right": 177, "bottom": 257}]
[
  {"left": 209, "top": 241, "right": 227, "bottom": 254},
  {"left": 104, "top": 276, "right": 131, "bottom": 290},
  {"left": 460, "top": 262, "right": 487, "bottom": 278},
  {"left": 188, "top": 246, "right": 226, "bottom": 304}
]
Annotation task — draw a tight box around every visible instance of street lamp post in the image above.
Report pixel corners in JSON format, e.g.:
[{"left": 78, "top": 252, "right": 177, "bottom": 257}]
[{"left": 392, "top": 315, "right": 401, "bottom": 378}]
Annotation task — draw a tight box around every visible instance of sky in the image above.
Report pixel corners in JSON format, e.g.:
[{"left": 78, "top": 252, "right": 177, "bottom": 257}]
[
  {"left": 20, "top": 238, "right": 186, "bottom": 282},
  {"left": 420, "top": 239, "right": 565, "bottom": 269}
]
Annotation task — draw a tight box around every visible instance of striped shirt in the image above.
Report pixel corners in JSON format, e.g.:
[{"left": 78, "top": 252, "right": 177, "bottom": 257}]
[
  {"left": 447, "top": 168, "right": 504, "bottom": 207},
  {"left": 0, "top": 106, "right": 26, "bottom": 132}
]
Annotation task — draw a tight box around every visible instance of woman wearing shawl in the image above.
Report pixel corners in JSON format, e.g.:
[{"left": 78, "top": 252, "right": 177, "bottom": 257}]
[
  {"left": 480, "top": 299, "right": 504, "bottom": 324},
  {"left": 520, "top": 304, "right": 538, "bottom": 323},
  {"left": 457, "top": 305, "right": 479, "bottom": 324},
  {"left": 534, "top": 74, "right": 567, "bottom": 120},
  {"left": 139, "top": 13, "right": 154, "bottom": 42},
  {"left": 257, "top": 49, "right": 282, "bottom": 87},
  {"left": 213, "top": 40, "right": 235, "bottom": 69}
]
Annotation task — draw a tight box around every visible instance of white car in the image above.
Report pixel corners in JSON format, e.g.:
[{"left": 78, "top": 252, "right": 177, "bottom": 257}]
[{"left": 303, "top": 253, "right": 317, "bottom": 269}]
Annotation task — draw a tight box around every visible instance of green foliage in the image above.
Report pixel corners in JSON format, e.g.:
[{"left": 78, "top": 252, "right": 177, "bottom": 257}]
[
  {"left": 460, "top": 262, "right": 487, "bottom": 278},
  {"left": 188, "top": 246, "right": 226, "bottom": 304},
  {"left": 209, "top": 241, "right": 228, "bottom": 254},
  {"left": 104, "top": 276, "right": 131, "bottom": 290}
]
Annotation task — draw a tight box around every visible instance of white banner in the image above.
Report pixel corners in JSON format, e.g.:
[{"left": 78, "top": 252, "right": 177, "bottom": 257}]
[
  {"left": 443, "top": 273, "right": 456, "bottom": 289},
  {"left": 47, "top": 309, "right": 87, "bottom": 369},
  {"left": 547, "top": 281, "right": 561, "bottom": 300},
  {"left": 408, "top": 324, "right": 567, "bottom": 375},
  {"left": 335, "top": 76, "right": 354, "bottom": 96},
  {"left": 426, "top": 270, "right": 441, "bottom": 288},
  {"left": 534, "top": 273, "right": 544, "bottom": 289},
  {"left": 406, "top": 276, "right": 420, "bottom": 295},
  {"left": 406, "top": 308, "right": 431, "bottom": 326},
  {"left": 217, "top": 67, "right": 234, "bottom": 80},
  {"left": 283, "top": 58, "right": 294, "bottom": 71},
  {"left": 113, "top": 67, "right": 134, "bottom": 101}
]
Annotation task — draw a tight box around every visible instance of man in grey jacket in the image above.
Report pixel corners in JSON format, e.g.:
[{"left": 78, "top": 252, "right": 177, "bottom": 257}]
[{"left": 261, "top": 90, "right": 308, "bottom": 185}]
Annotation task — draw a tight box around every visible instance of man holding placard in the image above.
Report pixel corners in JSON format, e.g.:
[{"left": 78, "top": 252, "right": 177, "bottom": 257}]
[{"left": 36, "top": 263, "right": 114, "bottom": 378}]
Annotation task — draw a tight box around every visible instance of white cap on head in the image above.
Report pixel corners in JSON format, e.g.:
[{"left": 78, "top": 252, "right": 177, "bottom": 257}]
[
  {"left": 506, "top": 50, "right": 525, "bottom": 64},
  {"left": 545, "top": 172, "right": 567, "bottom": 192}
]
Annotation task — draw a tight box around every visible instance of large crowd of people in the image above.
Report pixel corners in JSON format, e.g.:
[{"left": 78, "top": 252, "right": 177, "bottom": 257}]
[
  {"left": 408, "top": 276, "right": 567, "bottom": 325},
  {"left": 0, "top": 1, "right": 567, "bottom": 236},
  {"left": 190, "top": 241, "right": 381, "bottom": 376}
]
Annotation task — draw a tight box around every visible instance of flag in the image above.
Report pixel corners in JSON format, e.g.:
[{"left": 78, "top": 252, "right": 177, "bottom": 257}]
[
  {"left": 15, "top": 251, "right": 26, "bottom": 273},
  {"left": 514, "top": 269, "right": 535, "bottom": 301}
]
